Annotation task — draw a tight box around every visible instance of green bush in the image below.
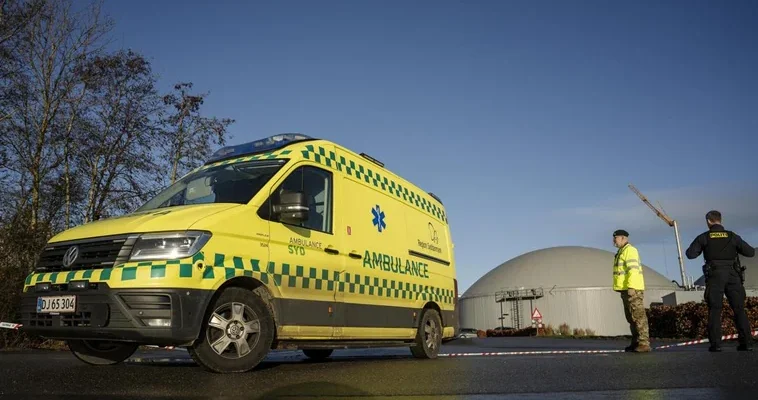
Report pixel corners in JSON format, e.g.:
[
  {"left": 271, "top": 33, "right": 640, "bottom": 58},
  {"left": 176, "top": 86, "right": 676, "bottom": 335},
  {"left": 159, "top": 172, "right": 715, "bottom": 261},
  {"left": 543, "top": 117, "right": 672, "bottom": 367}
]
[{"left": 486, "top": 327, "right": 537, "bottom": 337}]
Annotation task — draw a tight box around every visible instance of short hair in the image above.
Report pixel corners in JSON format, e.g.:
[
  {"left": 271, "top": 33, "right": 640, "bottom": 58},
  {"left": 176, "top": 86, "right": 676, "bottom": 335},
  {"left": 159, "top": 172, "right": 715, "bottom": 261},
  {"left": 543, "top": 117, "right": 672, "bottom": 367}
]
[{"left": 706, "top": 210, "right": 722, "bottom": 222}]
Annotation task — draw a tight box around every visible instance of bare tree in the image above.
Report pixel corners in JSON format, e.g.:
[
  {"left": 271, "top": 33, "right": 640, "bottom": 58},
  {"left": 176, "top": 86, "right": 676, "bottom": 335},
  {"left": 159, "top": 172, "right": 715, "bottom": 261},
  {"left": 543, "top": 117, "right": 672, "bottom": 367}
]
[
  {"left": 0, "top": 0, "right": 112, "bottom": 230},
  {"left": 1, "top": 1, "right": 44, "bottom": 68},
  {"left": 161, "top": 82, "right": 234, "bottom": 184},
  {"left": 76, "top": 49, "right": 164, "bottom": 222},
  {"left": 1, "top": 0, "right": 45, "bottom": 124},
  {"left": 0, "top": 0, "right": 242, "bottom": 350}
]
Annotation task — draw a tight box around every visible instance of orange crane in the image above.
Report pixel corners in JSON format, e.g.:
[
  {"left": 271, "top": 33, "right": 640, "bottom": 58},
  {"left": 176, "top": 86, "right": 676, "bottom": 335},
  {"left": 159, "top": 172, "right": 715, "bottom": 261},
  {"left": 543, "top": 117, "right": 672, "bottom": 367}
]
[{"left": 628, "top": 184, "right": 689, "bottom": 289}]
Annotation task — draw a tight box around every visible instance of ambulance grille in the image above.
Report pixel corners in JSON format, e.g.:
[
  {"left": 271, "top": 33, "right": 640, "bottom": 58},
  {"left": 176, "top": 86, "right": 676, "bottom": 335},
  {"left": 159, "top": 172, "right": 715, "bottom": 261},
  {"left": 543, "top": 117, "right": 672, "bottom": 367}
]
[{"left": 35, "top": 235, "right": 138, "bottom": 272}]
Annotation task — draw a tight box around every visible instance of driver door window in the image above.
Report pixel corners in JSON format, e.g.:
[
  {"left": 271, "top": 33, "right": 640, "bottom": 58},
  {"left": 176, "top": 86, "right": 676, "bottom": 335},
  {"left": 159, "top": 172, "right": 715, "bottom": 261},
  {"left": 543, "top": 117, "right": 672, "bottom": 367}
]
[{"left": 261, "top": 166, "right": 333, "bottom": 234}]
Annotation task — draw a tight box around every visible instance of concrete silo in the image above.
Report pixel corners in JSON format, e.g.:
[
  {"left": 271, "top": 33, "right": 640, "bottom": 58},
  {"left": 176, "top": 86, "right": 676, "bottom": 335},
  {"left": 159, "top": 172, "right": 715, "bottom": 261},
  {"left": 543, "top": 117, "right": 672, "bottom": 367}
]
[{"left": 458, "top": 246, "right": 681, "bottom": 336}]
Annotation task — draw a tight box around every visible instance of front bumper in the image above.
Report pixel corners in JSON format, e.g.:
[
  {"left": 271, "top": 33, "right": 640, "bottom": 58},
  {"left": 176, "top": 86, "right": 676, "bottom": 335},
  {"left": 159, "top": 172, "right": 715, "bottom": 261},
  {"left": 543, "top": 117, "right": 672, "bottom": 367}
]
[{"left": 19, "top": 283, "right": 213, "bottom": 346}]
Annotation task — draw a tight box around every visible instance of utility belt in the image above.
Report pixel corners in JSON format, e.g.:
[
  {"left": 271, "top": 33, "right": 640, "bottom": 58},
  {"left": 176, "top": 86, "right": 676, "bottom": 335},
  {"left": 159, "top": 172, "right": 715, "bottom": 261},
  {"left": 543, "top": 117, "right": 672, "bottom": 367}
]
[{"left": 703, "top": 259, "right": 746, "bottom": 283}]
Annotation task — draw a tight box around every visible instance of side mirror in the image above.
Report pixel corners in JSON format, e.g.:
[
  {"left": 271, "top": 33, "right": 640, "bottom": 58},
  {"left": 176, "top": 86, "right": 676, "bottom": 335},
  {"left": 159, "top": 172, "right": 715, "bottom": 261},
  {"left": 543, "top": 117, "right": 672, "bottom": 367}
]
[{"left": 273, "top": 191, "right": 309, "bottom": 224}]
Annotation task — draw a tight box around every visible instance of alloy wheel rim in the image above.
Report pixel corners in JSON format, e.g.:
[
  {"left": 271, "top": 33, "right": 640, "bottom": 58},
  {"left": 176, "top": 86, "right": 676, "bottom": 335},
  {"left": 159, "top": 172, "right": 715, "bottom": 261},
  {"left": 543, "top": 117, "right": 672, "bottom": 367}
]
[
  {"left": 424, "top": 318, "right": 439, "bottom": 350},
  {"left": 206, "top": 302, "right": 261, "bottom": 359}
]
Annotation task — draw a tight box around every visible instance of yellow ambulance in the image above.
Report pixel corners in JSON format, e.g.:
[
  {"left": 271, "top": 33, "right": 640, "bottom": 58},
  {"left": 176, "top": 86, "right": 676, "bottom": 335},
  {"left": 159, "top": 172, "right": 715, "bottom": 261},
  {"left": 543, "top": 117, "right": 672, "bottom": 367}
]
[{"left": 19, "top": 134, "right": 458, "bottom": 373}]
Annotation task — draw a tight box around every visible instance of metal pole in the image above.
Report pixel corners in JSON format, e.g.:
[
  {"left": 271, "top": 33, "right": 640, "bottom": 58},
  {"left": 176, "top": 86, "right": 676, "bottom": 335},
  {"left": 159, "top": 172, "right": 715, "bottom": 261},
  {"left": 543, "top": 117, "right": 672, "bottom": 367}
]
[
  {"left": 673, "top": 220, "right": 688, "bottom": 289},
  {"left": 499, "top": 300, "right": 504, "bottom": 330}
]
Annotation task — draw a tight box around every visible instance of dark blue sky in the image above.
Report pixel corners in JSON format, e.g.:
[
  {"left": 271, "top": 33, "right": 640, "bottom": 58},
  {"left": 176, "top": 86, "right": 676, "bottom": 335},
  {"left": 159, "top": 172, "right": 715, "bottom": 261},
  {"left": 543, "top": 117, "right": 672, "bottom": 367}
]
[{"left": 102, "top": 0, "right": 757, "bottom": 292}]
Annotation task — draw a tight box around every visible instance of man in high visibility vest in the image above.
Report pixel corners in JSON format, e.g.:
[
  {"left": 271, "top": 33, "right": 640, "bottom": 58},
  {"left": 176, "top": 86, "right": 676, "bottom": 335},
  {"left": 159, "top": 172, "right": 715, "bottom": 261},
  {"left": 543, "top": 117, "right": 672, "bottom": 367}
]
[{"left": 613, "top": 229, "right": 651, "bottom": 352}]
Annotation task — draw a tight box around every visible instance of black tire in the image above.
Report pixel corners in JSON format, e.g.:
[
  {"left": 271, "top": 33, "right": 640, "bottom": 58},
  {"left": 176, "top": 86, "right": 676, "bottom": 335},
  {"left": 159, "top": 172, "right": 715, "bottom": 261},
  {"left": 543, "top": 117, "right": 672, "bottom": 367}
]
[
  {"left": 410, "top": 308, "right": 443, "bottom": 359},
  {"left": 303, "top": 349, "right": 333, "bottom": 360},
  {"left": 67, "top": 340, "right": 138, "bottom": 366},
  {"left": 188, "top": 287, "right": 274, "bottom": 373}
]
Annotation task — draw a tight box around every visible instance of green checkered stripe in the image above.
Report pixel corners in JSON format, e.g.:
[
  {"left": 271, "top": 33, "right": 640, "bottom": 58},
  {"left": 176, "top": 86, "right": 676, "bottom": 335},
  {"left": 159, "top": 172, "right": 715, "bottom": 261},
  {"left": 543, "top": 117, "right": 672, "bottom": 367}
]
[
  {"left": 207, "top": 253, "right": 454, "bottom": 305},
  {"left": 272, "top": 265, "right": 454, "bottom": 305},
  {"left": 24, "top": 254, "right": 203, "bottom": 285},
  {"left": 24, "top": 252, "right": 455, "bottom": 305},
  {"left": 300, "top": 144, "right": 448, "bottom": 224},
  {"left": 200, "top": 149, "right": 294, "bottom": 171},
  {"left": 348, "top": 271, "right": 454, "bottom": 304}
]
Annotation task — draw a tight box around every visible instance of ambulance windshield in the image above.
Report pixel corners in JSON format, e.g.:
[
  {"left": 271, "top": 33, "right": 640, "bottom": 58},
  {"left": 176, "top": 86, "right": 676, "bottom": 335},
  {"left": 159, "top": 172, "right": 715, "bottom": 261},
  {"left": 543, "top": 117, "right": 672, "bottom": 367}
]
[{"left": 136, "top": 159, "right": 286, "bottom": 212}]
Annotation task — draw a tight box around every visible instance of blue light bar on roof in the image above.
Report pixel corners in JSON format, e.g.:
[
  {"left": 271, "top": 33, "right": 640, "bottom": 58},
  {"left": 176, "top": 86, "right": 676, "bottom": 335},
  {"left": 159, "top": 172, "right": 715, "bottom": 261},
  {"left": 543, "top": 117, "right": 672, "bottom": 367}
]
[{"left": 205, "top": 133, "right": 313, "bottom": 165}]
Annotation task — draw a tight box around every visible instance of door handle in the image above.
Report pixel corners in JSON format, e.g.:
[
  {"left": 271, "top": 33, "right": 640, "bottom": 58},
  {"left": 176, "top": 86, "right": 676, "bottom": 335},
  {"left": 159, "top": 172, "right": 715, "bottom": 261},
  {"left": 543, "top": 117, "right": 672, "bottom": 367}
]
[
  {"left": 349, "top": 251, "right": 363, "bottom": 259},
  {"left": 325, "top": 247, "right": 339, "bottom": 255}
]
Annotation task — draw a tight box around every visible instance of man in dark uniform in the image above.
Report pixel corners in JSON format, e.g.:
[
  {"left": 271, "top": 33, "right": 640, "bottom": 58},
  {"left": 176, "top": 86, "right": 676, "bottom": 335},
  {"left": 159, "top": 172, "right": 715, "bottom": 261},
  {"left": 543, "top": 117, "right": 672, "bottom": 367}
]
[{"left": 686, "top": 210, "right": 755, "bottom": 352}]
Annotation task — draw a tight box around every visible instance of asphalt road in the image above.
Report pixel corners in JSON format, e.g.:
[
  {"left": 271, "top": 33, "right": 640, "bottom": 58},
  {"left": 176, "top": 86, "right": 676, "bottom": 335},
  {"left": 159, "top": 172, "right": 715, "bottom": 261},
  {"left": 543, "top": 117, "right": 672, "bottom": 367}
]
[{"left": 1, "top": 337, "right": 757, "bottom": 399}]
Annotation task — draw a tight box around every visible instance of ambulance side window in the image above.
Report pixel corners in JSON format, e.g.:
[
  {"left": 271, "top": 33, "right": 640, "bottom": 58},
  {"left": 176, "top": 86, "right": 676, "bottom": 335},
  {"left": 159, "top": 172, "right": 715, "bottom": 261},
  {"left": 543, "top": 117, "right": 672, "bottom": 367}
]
[{"left": 260, "top": 166, "right": 333, "bottom": 234}]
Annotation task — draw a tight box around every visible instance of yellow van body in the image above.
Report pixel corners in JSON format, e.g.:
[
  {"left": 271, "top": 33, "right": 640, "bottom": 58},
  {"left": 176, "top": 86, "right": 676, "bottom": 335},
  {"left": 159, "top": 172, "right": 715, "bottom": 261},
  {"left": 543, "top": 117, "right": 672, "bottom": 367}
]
[{"left": 19, "top": 134, "right": 458, "bottom": 372}]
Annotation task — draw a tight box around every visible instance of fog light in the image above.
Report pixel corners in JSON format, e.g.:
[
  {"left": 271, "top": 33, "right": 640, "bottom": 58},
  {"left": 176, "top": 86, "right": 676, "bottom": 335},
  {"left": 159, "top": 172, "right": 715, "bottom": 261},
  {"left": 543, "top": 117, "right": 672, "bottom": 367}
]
[
  {"left": 69, "top": 280, "right": 88, "bottom": 290},
  {"left": 142, "top": 318, "right": 171, "bottom": 327},
  {"left": 35, "top": 283, "right": 51, "bottom": 292}
]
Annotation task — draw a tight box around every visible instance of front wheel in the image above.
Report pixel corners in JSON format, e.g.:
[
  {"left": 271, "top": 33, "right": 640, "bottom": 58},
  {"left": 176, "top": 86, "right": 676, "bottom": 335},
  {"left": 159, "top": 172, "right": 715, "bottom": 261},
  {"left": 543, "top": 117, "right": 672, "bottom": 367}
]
[
  {"left": 410, "top": 308, "right": 443, "bottom": 359},
  {"left": 188, "top": 287, "right": 275, "bottom": 373},
  {"left": 67, "top": 340, "right": 138, "bottom": 366}
]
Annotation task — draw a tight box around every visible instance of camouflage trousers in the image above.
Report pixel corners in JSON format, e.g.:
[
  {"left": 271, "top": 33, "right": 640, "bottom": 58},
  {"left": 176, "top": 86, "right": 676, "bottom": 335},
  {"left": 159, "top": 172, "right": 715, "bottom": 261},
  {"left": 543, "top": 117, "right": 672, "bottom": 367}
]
[{"left": 621, "top": 288, "right": 650, "bottom": 346}]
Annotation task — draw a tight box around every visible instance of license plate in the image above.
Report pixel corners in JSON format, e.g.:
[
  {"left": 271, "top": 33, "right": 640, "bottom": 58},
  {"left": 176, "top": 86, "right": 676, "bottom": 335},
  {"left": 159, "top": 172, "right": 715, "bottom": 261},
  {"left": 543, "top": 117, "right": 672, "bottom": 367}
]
[{"left": 36, "top": 295, "right": 77, "bottom": 314}]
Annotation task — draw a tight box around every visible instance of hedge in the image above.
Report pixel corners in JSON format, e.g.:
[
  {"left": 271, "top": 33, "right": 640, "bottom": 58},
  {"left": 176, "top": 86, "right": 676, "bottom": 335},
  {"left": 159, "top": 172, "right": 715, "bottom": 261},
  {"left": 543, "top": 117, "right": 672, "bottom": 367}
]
[
  {"left": 647, "top": 297, "right": 758, "bottom": 339},
  {"left": 486, "top": 327, "right": 538, "bottom": 337},
  {"left": 479, "top": 298, "right": 758, "bottom": 340}
]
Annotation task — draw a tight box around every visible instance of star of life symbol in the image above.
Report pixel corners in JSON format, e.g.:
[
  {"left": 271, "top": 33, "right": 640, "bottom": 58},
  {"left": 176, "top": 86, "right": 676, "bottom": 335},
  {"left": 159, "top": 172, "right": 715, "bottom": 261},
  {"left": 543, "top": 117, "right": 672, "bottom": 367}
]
[
  {"left": 371, "top": 205, "right": 386, "bottom": 233},
  {"left": 62, "top": 246, "right": 79, "bottom": 268}
]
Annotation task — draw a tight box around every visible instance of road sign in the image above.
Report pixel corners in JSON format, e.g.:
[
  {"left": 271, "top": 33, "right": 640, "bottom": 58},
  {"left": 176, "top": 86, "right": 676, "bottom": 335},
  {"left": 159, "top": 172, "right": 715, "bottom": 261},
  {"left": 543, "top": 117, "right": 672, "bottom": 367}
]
[{"left": 531, "top": 308, "right": 542, "bottom": 320}]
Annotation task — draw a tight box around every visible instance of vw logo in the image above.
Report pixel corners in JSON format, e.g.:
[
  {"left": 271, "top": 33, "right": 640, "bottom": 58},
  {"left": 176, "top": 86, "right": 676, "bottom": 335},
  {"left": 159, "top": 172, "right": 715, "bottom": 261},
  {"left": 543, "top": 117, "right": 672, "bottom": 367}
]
[{"left": 62, "top": 246, "right": 79, "bottom": 268}]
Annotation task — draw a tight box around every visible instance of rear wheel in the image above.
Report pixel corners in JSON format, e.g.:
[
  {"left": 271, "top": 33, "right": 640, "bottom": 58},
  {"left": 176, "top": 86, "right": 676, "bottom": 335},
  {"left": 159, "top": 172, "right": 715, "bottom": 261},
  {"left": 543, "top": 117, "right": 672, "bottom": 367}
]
[
  {"left": 410, "top": 308, "right": 442, "bottom": 359},
  {"left": 67, "top": 340, "right": 138, "bottom": 366},
  {"left": 188, "top": 287, "right": 275, "bottom": 373},
  {"left": 303, "top": 349, "right": 333, "bottom": 360}
]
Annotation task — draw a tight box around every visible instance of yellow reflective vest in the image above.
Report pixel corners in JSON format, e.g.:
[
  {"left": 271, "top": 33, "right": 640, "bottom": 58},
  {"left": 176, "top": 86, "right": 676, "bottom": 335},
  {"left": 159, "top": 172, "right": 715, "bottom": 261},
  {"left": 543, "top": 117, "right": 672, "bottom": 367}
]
[{"left": 613, "top": 243, "right": 645, "bottom": 291}]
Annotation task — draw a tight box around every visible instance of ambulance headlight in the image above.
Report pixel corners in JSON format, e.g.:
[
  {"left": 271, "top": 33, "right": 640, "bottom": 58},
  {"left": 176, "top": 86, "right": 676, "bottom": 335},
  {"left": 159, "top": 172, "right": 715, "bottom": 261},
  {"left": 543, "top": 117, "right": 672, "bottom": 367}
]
[{"left": 128, "top": 231, "right": 211, "bottom": 261}]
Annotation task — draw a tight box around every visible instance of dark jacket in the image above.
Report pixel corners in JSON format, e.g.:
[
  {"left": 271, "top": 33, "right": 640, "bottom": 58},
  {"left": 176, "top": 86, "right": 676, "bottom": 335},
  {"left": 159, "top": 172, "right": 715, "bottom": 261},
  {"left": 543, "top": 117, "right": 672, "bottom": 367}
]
[{"left": 686, "top": 224, "right": 755, "bottom": 267}]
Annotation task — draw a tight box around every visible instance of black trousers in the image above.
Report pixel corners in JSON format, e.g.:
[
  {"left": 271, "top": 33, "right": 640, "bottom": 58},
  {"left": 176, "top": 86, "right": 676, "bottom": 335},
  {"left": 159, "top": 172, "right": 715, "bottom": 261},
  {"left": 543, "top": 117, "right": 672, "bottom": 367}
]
[{"left": 705, "top": 266, "right": 753, "bottom": 347}]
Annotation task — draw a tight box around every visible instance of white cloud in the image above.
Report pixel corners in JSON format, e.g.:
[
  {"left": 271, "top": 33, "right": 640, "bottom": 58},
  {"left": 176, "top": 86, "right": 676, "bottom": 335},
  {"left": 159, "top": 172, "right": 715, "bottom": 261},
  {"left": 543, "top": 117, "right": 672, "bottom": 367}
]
[{"left": 551, "top": 182, "right": 758, "bottom": 244}]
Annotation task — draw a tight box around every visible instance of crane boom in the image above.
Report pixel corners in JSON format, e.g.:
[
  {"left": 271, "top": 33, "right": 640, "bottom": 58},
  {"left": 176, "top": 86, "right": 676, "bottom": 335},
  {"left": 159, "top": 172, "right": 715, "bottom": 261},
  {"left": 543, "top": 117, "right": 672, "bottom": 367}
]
[
  {"left": 628, "top": 184, "right": 689, "bottom": 289},
  {"left": 628, "top": 185, "right": 674, "bottom": 226}
]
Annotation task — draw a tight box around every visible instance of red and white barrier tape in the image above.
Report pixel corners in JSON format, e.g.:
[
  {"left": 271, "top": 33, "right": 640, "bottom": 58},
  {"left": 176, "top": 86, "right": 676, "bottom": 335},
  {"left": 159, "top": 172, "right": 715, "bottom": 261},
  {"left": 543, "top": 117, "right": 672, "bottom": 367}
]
[
  {"left": 0, "top": 322, "right": 23, "bottom": 330},
  {"left": 653, "top": 330, "right": 758, "bottom": 350},
  {"left": 440, "top": 349, "right": 624, "bottom": 357}
]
